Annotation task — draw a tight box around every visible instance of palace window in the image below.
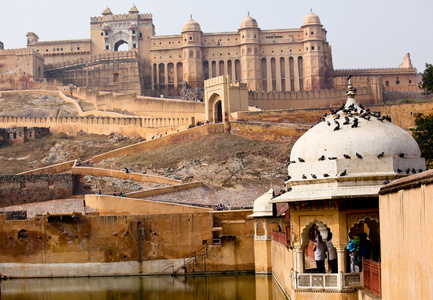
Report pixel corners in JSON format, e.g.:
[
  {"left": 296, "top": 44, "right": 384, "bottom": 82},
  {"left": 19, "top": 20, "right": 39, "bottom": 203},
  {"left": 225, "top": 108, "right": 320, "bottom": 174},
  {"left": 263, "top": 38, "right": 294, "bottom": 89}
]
[
  {"left": 105, "top": 45, "right": 109, "bottom": 50},
  {"left": 311, "top": 46, "right": 315, "bottom": 50},
  {"left": 132, "top": 29, "right": 136, "bottom": 34},
  {"left": 139, "top": 33, "right": 142, "bottom": 38},
  {"left": 133, "top": 44, "right": 136, "bottom": 48}
]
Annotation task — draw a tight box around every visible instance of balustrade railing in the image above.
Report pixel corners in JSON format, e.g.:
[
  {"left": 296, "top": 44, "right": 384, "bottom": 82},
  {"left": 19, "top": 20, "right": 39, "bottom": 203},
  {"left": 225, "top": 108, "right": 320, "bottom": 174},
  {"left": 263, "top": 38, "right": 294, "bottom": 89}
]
[
  {"left": 272, "top": 231, "right": 287, "bottom": 245},
  {"left": 291, "top": 269, "right": 363, "bottom": 291},
  {"left": 363, "top": 259, "right": 381, "bottom": 297}
]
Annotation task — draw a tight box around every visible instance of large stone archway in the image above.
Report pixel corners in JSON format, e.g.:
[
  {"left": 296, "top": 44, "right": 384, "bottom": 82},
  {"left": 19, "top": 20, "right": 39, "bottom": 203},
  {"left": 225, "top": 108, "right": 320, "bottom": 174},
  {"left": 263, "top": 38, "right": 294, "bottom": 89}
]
[{"left": 204, "top": 75, "right": 248, "bottom": 123}]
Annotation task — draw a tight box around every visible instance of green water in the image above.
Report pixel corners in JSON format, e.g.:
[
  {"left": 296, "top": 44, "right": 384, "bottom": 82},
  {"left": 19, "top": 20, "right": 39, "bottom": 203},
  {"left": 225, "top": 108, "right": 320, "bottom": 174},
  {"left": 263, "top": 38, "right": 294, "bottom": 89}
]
[{"left": 1, "top": 274, "right": 288, "bottom": 300}]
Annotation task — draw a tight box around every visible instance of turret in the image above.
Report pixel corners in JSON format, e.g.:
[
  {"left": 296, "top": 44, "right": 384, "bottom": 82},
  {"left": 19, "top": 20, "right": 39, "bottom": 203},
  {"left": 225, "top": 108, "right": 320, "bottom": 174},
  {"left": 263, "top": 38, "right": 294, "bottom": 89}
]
[
  {"left": 181, "top": 16, "right": 203, "bottom": 88},
  {"left": 301, "top": 10, "right": 326, "bottom": 90},
  {"left": 238, "top": 13, "right": 261, "bottom": 90},
  {"left": 26, "top": 32, "right": 39, "bottom": 45}
]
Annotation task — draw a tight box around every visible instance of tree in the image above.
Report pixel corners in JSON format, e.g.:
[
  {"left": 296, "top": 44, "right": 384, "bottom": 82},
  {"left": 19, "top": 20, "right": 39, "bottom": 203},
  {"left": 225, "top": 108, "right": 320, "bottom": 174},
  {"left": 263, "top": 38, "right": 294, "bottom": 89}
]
[
  {"left": 411, "top": 113, "right": 433, "bottom": 168},
  {"left": 419, "top": 63, "right": 433, "bottom": 95}
]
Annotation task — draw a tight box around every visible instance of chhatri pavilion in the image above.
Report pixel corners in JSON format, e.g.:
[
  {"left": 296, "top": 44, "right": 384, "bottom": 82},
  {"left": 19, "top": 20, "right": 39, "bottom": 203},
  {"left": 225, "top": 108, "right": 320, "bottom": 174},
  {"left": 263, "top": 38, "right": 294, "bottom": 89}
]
[{"left": 251, "top": 78, "right": 425, "bottom": 299}]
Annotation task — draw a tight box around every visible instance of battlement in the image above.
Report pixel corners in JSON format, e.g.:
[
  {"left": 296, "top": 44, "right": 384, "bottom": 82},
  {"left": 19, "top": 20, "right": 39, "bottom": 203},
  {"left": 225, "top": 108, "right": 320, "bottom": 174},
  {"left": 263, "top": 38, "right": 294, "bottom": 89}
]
[
  {"left": 204, "top": 75, "right": 230, "bottom": 88},
  {"left": 90, "top": 13, "right": 152, "bottom": 23},
  {"left": 0, "top": 47, "right": 42, "bottom": 57}
]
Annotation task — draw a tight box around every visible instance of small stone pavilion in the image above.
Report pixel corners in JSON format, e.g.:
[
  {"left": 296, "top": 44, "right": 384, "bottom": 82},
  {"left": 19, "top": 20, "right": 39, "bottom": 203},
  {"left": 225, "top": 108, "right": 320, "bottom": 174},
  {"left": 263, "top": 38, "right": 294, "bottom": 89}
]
[{"left": 251, "top": 79, "right": 425, "bottom": 299}]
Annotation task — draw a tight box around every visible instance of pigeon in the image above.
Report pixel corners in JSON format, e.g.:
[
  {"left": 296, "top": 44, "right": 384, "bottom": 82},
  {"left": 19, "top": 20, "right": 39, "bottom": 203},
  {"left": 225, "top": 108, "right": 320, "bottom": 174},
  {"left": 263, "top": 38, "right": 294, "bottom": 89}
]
[
  {"left": 334, "top": 119, "right": 340, "bottom": 125},
  {"left": 397, "top": 168, "right": 403, "bottom": 173},
  {"left": 335, "top": 114, "right": 340, "bottom": 119},
  {"left": 291, "top": 161, "right": 296, "bottom": 164},
  {"left": 284, "top": 176, "right": 291, "bottom": 181},
  {"left": 356, "top": 153, "right": 363, "bottom": 159},
  {"left": 399, "top": 153, "right": 405, "bottom": 158},
  {"left": 286, "top": 161, "right": 291, "bottom": 166},
  {"left": 419, "top": 169, "right": 423, "bottom": 173},
  {"left": 364, "top": 116, "right": 370, "bottom": 121},
  {"left": 302, "top": 174, "right": 307, "bottom": 179},
  {"left": 347, "top": 75, "right": 352, "bottom": 80},
  {"left": 298, "top": 157, "right": 305, "bottom": 162},
  {"left": 311, "top": 174, "right": 317, "bottom": 179},
  {"left": 383, "top": 180, "right": 390, "bottom": 185},
  {"left": 318, "top": 155, "right": 325, "bottom": 161},
  {"left": 334, "top": 124, "right": 340, "bottom": 131},
  {"left": 340, "top": 170, "right": 347, "bottom": 176},
  {"left": 343, "top": 154, "right": 351, "bottom": 159},
  {"left": 377, "top": 152, "right": 385, "bottom": 158},
  {"left": 351, "top": 118, "right": 359, "bottom": 128},
  {"left": 328, "top": 157, "right": 337, "bottom": 160},
  {"left": 323, "top": 173, "right": 329, "bottom": 177},
  {"left": 359, "top": 104, "right": 365, "bottom": 110},
  {"left": 287, "top": 187, "right": 292, "bottom": 192},
  {"left": 412, "top": 168, "right": 417, "bottom": 174},
  {"left": 406, "top": 168, "right": 411, "bottom": 174},
  {"left": 323, "top": 113, "right": 328, "bottom": 117},
  {"left": 327, "top": 121, "right": 331, "bottom": 126},
  {"left": 343, "top": 118, "right": 350, "bottom": 125}
]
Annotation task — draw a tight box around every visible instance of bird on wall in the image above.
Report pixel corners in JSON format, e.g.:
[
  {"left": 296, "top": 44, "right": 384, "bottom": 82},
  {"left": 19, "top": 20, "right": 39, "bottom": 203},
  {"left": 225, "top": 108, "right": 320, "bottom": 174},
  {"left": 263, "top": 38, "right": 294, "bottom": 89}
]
[
  {"left": 328, "top": 157, "right": 337, "bottom": 160},
  {"left": 351, "top": 118, "right": 359, "bottom": 128},
  {"left": 356, "top": 153, "right": 363, "bottom": 159},
  {"left": 327, "top": 121, "right": 331, "bottom": 126},
  {"left": 340, "top": 170, "right": 347, "bottom": 176},
  {"left": 334, "top": 123, "right": 340, "bottom": 131},
  {"left": 298, "top": 157, "right": 305, "bottom": 162},
  {"left": 378, "top": 152, "right": 385, "bottom": 158},
  {"left": 318, "top": 155, "right": 325, "bottom": 161},
  {"left": 406, "top": 168, "right": 411, "bottom": 174},
  {"left": 343, "top": 154, "right": 351, "bottom": 159},
  {"left": 399, "top": 153, "right": 405, "bottom": 158},
  {"left": 311, "top": 174, "right": 317, "bottom": 179},
  {"left": 397, "top": 168, "right": 403, "bottom": 173},
  {"left": 302, "top": 174, "right": 307, "bottom": 179},
  {"left": 323, "top": 173, "right": 329, "bottom": 177}
]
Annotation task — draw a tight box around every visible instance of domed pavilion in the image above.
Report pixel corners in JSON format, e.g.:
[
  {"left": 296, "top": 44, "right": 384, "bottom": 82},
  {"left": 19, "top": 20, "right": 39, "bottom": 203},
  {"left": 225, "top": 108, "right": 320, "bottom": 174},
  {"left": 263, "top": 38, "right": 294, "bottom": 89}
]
[{"left": 251, "top": 78, "right": 425, "bottom": 298}]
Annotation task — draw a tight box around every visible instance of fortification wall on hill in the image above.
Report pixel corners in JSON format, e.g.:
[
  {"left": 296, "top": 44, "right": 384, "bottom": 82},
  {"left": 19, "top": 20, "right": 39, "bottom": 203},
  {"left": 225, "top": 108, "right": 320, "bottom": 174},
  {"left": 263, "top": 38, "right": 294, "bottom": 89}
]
[
  {"left": 0, "top": 115, "right": 192, "bottom": 139},
  {"left": 71, "top": 87, "right": 206, "bottom": 120},
  {"left": 0, "top": 174, "right": 74, "bottom": 207}
]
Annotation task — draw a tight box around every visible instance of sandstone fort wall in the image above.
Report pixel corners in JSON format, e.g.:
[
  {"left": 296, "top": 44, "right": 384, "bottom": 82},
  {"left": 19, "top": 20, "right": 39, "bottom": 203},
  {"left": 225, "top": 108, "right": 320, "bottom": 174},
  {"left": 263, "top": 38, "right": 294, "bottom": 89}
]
[{"left": 0, "top": 174, "right": 74, "bottom": 207}]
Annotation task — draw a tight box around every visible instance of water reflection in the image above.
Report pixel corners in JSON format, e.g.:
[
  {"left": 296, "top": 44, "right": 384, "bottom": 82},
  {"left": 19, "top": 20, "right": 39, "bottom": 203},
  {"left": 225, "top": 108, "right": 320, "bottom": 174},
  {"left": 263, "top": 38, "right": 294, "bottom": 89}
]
[{"left": 1, "top": 274, "right": 288, "bottom": 300}]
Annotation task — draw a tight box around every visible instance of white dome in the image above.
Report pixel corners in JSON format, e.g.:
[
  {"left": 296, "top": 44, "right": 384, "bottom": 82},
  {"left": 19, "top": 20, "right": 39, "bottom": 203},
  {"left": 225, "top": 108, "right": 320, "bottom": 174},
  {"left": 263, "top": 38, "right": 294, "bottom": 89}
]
[
  {"left": 273, "top": 80, "right": 425, "bottom": 202},
  {"left": 250, "top": 188, "right": 274, "bottom": 217}
]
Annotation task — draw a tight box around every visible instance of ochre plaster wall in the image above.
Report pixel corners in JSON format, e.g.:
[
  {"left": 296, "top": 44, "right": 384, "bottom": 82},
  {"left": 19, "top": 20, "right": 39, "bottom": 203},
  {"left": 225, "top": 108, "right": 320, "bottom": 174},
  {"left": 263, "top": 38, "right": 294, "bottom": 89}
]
[
  {"left": 85, "top": 195, "right": 212, "bottom": 215},
  {"left": 380, "top": 183, "right": 433, "bottom": 300},
  {"left": 204, "top": 210, "right": 255, "bottom": 273},
  {"left": 0, "top": 212, "right": 213, "bottom": 266}
]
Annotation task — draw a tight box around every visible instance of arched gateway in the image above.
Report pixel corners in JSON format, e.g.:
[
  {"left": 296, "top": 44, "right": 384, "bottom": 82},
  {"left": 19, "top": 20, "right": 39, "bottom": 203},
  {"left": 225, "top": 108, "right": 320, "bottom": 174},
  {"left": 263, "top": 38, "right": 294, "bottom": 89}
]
[{"left": 204, "top": 75, "right": 249, "bottom": 123}]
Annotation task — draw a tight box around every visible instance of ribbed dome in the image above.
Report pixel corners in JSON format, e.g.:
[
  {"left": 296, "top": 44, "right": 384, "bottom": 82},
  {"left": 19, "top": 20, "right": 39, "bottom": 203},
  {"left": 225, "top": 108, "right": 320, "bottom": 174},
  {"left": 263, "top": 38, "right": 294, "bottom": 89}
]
[
  {"left": 240, "top": 14, "right": 258, "bottom": 29},
  {"left": 272, "top": 80, "right": 425, "bottom": 202},
  {"left": 182, "top": 17, "right": 201, "bottom": 32},
  {"left": 102, "top": 6, "right": 113, "bottom": 16},
  {"left": 129, "top": 4, "right": 139, "bottom": 14},
  {"left": 302, "top": 11, "right": 321, "bottom": 26}
]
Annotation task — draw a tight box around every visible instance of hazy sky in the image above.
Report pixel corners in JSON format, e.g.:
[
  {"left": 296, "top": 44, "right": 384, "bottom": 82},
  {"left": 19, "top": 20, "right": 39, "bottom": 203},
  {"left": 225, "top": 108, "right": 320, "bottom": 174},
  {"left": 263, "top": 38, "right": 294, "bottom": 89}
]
[{"left": 1, "top": 0, "right": 432, "bottom": 72}]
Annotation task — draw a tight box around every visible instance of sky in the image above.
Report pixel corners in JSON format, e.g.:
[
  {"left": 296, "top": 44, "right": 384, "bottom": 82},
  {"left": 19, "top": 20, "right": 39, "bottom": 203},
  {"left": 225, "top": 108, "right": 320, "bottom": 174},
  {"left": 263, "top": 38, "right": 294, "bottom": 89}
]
[{"left": 0, "top": 0, "right": 432, "bottom": 72}]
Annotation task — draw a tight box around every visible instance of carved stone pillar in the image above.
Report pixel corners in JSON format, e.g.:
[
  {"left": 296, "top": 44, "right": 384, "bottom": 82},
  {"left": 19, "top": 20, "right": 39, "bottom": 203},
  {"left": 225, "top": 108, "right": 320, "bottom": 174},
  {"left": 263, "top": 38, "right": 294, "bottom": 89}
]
[
  {"left": 336, "top": 244, "right": 347, "bottom": 273},
  {"left": 293, "top": 246, "right": 304, "bottom": 273}
]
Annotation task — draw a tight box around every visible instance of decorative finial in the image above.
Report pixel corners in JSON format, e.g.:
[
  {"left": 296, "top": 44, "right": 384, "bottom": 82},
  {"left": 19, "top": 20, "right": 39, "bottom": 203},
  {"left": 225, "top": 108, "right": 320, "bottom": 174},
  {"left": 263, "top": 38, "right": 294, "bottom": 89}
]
[
  {"left": 310, "top": 8, "right": 312, "bottom": 13},
  {"left": 248, "top": 11, "right": 250, "bottom": 16},
  {"left": 346, "top": 75, "right": 356, "bottom": 97},
  {"left": 190, "top": 14, "right": 192, "bottom": 19}
]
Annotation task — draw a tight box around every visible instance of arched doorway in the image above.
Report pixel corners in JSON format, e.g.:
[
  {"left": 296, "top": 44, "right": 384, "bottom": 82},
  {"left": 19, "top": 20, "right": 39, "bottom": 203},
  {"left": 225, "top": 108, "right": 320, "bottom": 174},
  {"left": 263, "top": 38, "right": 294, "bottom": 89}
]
[
  {"left": 114, "top": 40, "right": 129, "bottom": 51},
  {"left": 215, "top": 101, "right": 222, "bottom": 123},
  {"left": 300, "top": 220, "right": 332, "bottom": 273}
]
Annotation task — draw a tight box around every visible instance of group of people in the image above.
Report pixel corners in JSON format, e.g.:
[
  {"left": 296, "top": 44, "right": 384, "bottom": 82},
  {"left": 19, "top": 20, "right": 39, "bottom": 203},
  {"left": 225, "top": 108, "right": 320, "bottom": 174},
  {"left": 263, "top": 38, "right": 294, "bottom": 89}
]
[
  {"left": 313, "top": 225, "right": 338, "bottom": 273},
  {"left": 216, "top": 203, "right": 231, "bottom": 211},
  {"left": 347, "top": 232, "right": 373, "bottom": 272}
]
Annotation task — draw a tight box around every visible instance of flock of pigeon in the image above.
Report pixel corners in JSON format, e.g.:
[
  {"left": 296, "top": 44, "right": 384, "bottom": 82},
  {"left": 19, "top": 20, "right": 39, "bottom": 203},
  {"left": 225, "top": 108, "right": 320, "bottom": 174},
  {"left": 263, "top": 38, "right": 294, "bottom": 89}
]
[{"left": 284, "top": 100, "right": 423, "bottom": 185}]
